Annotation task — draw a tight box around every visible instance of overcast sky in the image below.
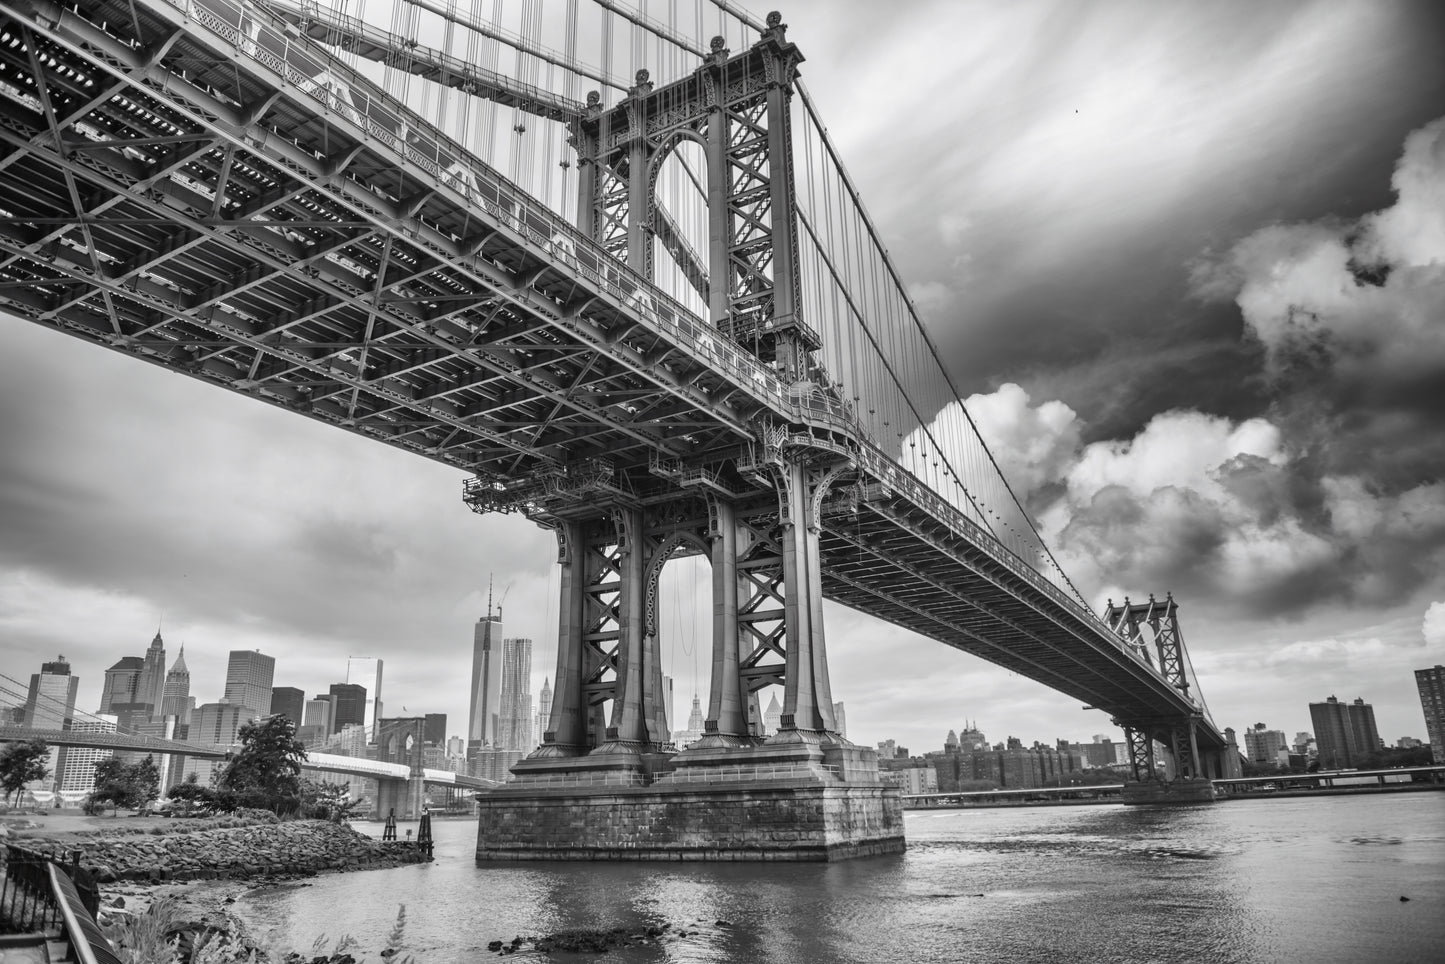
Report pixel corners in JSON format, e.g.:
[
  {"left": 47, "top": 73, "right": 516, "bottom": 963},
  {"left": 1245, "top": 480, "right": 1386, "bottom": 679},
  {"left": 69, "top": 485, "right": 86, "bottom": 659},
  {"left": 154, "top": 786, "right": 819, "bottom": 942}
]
[{"left": 3, "top": 0, "right": 1444, "bottom": 757}]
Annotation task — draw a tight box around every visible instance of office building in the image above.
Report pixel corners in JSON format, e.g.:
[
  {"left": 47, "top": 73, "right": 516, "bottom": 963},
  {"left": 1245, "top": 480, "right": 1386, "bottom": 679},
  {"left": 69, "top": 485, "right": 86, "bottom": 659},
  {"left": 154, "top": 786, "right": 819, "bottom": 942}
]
[
  {"left": 160, "top": 647, "right": 192, "bottom": 725},
  {"left": 1310, "top": 696, "right": 1381, "bottom": 770},
  {"left": 24, "top": 656, "right": 79, "bottom": 792},
  {"left": 184, "top": 701, "right": 253, "bottom": 784},
  {"left": 346, "top": 657, "right": 384, "bottom": 741},
  {"left": 498, "top": 637, "right": 534, "bottom": 752},
  {"left": 135, "top": 631, "right": 167, "bottom": 718},
  {"left": 271, "top": 686, "right": 305, "bottom": 724},
  {"left": 674, "top": 694, "right": 705, "bottom": 747},
  {"left": 423, "top": 713, "right": 447, "bottom": 746},
  {"left": 329, "top": 683, "right": 367, "bottom": 734},
  {"left": 763, "top": 693, "right": 782, "bottom": 735},
  {"left": 56, "top": 715, "right": 119, "bottom": 796},
  {"left": 833, "top": 701, "right": 847, "bottom": 740},
  {"left": 98, "top": 657, "right": 142, "bottom": 715},
  {"left": 1244, "top": 723, "right": 1289, "bottom": 764},
  {"left": 303, "top": 695, "right": 334, "bottom": 732},
  {"left": 536, "top": 677, "right": 553, "bottom": 746},
  {"left": 468, "top": 611, "right": 504, "bottom": 747},
  {"left": 222, "top": 650, "right": 274, "bottom": 719},
  {"left": 1416, "top": 665, "right": 1445, "bottom": 764}
]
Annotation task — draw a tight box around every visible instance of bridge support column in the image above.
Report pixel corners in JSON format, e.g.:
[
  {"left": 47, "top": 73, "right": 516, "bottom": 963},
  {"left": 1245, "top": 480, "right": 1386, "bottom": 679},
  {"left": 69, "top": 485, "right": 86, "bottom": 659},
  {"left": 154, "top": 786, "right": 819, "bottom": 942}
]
[
  {"left": 1119, "top": 717, "right": 1218, "bottom": 805},
  {"left": 521, "top": 521, "right": 590, "bottom": 762}
]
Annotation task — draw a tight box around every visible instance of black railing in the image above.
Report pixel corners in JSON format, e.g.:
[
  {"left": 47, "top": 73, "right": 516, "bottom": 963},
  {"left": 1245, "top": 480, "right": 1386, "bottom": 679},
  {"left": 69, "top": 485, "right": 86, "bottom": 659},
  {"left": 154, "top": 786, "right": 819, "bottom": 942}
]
[{"left": 1, "top": 844, "right": 119, "bottom": 963}]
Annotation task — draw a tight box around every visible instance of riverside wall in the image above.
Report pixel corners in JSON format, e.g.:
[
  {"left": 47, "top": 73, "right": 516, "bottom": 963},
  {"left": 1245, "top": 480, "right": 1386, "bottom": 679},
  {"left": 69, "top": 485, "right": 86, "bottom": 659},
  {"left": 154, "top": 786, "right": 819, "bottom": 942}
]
[{"left": 13, "top": 819, "right": 430, "bottom": 883}]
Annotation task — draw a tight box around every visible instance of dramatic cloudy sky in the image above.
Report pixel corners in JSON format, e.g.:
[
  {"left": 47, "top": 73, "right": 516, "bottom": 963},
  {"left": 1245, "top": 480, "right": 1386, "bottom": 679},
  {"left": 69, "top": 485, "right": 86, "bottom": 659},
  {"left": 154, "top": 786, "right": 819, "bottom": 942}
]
[{"left": 3, "top": 0, "right": 1444, "bottom": 756}]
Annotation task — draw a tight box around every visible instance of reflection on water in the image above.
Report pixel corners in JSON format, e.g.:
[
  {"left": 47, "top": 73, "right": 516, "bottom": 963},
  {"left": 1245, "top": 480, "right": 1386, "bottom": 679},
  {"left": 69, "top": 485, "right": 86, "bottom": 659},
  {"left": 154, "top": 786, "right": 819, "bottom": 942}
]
[{"left": 237, "top": 793, "right": 1445, "bottom": 963}]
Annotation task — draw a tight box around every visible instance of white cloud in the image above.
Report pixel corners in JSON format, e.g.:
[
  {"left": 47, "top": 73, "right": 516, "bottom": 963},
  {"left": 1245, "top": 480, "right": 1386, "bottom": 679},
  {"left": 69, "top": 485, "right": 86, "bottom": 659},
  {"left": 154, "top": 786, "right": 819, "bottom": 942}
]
[
  {"left": 1195, "top": 115, "right": 1445, "bottom": 389},
  {"left": 963, "top": 383, "right": 1081, "bottom": 501},
  {"left": 1425, "top": 602, "right": 1445, "bottom": 646}
]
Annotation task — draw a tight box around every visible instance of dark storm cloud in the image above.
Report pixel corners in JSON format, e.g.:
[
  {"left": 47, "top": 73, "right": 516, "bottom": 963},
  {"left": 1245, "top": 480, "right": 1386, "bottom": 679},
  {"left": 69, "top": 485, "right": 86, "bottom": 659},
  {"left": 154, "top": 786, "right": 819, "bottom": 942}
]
[
  {"left": 942, "top": 113, "right": 1445, "bottom": 622},
  {"left": 816, "top": 0, "right": 1445, "bottom": 444}
]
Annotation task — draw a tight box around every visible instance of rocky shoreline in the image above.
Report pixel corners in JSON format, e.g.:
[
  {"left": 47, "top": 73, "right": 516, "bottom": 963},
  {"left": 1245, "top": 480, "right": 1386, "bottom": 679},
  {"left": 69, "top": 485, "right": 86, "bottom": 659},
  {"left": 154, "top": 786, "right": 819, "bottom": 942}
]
[{"left": 11, "top": 818, "right": 431, "bottom": 883}]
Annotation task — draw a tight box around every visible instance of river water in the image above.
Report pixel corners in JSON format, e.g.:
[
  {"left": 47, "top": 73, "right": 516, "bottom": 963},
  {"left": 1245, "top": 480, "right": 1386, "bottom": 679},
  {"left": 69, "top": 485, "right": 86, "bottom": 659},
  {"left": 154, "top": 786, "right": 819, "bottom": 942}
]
[{"left": 236, "top": 792, "right": 1444, "bottom": 963}]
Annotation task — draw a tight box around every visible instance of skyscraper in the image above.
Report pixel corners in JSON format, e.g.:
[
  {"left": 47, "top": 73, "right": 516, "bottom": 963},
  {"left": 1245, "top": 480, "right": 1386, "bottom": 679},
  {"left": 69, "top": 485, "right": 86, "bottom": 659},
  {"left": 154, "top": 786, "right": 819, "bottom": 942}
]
[
  {"left": 329, "top": 683, "right": 367, "bottom": 734},
  {"left": 271, "top": 686, "right": 305, "bottom": 724},
  {"left": 98, "top": 657, "right": 142, "bottom": 714},
  {"left": 56, "top": 715, "right": 118, "bottom": 795},
  {"left": 345, "top": 657, "right": 383, "bottom": 741},
  {"left": 185, "top": 702, "right": 252, "bottom": 785},
  {"left": 222, "top": 650, "right": 275, "bottom": 719},
  {"left": 498, "top": 637, "right": 533, "bottom": 752},
  {"left": 1310, "top": 696, "right": 1381, "bottom": 770},
  {"left": 833, "top": 701, "right": 848, "bottom": 740},
  {"left": 536, "top": 677, "right": 553, "bottom": 746},
  {"left": 468, "top": 611, "right": 504, "bottom": 748},
  {"left": 160, "top": 647, "right": 192, "bottom": 724},
  {"left": 135, "top": 630, "right": 167, "bottom": 718},
  {"left": 1244, "top": 723, "right": 1289, "bottom": 764},
  {"left": 423, "top": 713, "right": 448, "bottom": 746},
  {"left": 24, "top": 656, "right": 80, "bottom": 792},
  {"left": 1415, "top": 665, "right": 1445, "bottom": 764}
]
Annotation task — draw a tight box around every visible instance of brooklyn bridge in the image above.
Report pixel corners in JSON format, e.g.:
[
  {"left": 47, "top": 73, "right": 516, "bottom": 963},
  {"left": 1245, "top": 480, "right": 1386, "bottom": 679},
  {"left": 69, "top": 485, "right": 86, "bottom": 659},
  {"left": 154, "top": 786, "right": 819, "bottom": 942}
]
[{"left": 0, "top": 0, "right": 1239, "bottom": 859}]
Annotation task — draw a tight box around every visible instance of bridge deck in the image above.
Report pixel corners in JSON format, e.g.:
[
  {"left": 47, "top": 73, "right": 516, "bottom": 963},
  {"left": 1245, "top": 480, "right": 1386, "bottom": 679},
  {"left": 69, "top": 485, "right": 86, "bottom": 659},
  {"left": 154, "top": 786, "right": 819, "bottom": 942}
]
[{"left": 0, "top": 0, "right": 1220, "bottom": 749}]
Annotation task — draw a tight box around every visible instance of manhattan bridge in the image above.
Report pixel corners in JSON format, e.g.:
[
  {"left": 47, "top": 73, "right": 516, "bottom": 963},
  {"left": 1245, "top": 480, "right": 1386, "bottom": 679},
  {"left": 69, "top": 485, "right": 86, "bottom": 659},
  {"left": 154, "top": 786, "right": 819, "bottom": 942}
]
[{"left": 0, "top": 0, "right": 1236, "bottom": 856}]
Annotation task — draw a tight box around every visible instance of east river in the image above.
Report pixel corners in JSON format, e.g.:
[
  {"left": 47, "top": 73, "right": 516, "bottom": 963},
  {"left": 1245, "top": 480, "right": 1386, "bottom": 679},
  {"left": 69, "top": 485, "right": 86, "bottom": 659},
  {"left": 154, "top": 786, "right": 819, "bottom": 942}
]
[{"left": 234, "top": 792, "right": 1444, "bottom": 963}]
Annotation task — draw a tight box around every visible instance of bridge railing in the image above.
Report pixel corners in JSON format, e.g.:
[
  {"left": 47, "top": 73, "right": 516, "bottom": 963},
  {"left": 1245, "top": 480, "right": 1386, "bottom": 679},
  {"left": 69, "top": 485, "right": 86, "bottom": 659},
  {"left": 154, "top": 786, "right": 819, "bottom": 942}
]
[{"left": 152, "top": 0, "right": 798, "bottom": 422}]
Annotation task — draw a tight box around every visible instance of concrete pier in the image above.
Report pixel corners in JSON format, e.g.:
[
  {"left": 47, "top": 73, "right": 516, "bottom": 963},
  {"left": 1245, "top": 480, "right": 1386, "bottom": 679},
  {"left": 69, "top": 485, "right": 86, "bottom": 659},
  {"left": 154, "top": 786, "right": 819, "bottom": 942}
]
[
  {"left": 1122, "top": 777, "right": 1219, "bottom": 805},
  {"left": 476, "top": 778, "right": 904, "bottom": 861}
]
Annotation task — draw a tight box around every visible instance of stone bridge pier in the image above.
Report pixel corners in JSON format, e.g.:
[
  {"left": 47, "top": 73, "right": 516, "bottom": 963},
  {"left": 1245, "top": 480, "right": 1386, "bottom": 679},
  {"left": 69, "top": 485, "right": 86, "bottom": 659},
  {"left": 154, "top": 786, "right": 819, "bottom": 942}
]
[
  {"left": 464, "top": 12, "right": 901, "bottom": 862},
  {"left": 468, "top": 439, "right": 903, "bottom": 861}
]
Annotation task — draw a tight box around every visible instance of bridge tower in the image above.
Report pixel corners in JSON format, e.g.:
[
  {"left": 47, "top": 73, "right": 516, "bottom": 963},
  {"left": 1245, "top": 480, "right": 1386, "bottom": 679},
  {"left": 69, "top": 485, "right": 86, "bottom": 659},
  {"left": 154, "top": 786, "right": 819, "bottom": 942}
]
[
  {"left": 1104, "top": 594, "right": 1238, "bottom": 801},
  {"left": 466, "top": 13, "right": 901, "bottom": 860}
]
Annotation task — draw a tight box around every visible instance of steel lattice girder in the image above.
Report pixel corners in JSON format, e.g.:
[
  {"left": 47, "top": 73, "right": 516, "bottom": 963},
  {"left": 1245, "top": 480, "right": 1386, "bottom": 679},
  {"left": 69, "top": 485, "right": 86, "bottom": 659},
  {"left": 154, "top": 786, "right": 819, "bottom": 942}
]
[{"left": 0, "top": 0, "right": 766, "bottom": 482}]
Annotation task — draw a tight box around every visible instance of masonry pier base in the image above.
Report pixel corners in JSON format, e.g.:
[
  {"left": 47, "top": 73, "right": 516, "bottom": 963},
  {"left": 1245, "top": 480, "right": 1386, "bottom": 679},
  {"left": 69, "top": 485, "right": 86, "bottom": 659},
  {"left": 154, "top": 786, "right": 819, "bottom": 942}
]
[
  {"left": 1121, "top": 777, "right": 1219, "bottom": 805},
  {"left": 475, "top": 778, "right": 904, "bottom": 861}
]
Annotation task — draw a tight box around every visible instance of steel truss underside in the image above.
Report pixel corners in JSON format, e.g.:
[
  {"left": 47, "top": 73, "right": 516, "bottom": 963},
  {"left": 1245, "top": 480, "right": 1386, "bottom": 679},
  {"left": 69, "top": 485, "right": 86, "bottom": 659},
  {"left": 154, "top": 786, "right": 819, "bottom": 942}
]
[{"left": 0, "top": 0, "right": 1222, "bottom": 749}]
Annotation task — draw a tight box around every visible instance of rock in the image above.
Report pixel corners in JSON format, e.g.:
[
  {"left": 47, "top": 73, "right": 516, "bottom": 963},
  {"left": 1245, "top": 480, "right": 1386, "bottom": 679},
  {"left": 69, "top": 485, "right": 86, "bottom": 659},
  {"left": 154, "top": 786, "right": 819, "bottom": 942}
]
[{"left": 487, "top": 940, "right": 503, "bottom": 951}]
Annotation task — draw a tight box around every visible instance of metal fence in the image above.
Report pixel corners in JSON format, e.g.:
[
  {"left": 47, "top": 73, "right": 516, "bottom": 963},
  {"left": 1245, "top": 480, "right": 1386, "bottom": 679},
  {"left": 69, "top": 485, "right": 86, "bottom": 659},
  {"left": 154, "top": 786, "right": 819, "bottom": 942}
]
[{"left": 1, "top": 844, "right": 118, "bottom": 964}]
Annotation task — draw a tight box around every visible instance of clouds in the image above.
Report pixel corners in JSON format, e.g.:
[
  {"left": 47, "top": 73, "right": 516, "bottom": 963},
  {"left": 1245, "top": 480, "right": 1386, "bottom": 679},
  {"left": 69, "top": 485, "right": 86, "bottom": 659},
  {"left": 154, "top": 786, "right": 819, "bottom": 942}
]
[
  {"left": 1423, "top": 602, "right": 1445, "bottom": 646},
  {"left": 960, "top": 382, "right": 1445, "bottom": 619},
  {"left": 1191, "top": 115, "right": 1445, "bottom": 488}
]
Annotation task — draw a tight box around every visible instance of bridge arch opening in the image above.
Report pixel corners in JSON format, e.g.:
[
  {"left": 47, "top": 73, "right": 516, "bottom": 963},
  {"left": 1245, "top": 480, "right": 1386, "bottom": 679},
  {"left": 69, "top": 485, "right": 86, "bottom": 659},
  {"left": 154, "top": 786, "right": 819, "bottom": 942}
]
[
  {"left": 652, "top": 537, "right": 713, "bottom": 749},
  {"left": 649, "top": 134, "right": 711, "bottom": 319}
]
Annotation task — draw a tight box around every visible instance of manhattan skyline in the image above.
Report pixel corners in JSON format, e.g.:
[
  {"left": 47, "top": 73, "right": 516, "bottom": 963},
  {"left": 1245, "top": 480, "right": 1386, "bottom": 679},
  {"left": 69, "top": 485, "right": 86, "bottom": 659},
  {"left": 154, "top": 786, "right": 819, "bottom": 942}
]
[{"left": 2, "top": 0, "right": 1444, "bottom": 754}]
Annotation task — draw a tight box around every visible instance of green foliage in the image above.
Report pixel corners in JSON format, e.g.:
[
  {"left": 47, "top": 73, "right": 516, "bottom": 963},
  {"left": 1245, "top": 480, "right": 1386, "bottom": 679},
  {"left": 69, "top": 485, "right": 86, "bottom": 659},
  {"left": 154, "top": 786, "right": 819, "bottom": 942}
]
[
  {"left": 107, "top": 895, "right": 413, "bottom": 962},
  {"left": 298, "top": 780, "right": 362, "bottom": 823},
  {"left": 1359, "top": 746, "right": 1434, "bottom": 769},
  {"left": 102, "top": 894, "right": 184, "bottom": 964},
  {"left": 0, "top": 739, "right": 50, "bottom": 805},
  {"left": 88, "top": 755, "right": 162, "bottom": 814},
  {"left": 216, "top": 715, "right": 307, "bottom": 814}
]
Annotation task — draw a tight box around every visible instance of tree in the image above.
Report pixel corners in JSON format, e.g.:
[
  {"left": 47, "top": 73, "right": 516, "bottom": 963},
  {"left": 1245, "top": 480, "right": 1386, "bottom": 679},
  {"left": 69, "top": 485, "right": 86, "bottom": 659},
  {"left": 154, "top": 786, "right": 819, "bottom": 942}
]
[
  {"left": 0, "top": 740, "right": 51, "bottom": 806},
  {"left": 87, "top": 755, "right": 161, "bottom": 815},
  {"left": 217, "top": 714, "right": 307, "bottom": 812}
]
